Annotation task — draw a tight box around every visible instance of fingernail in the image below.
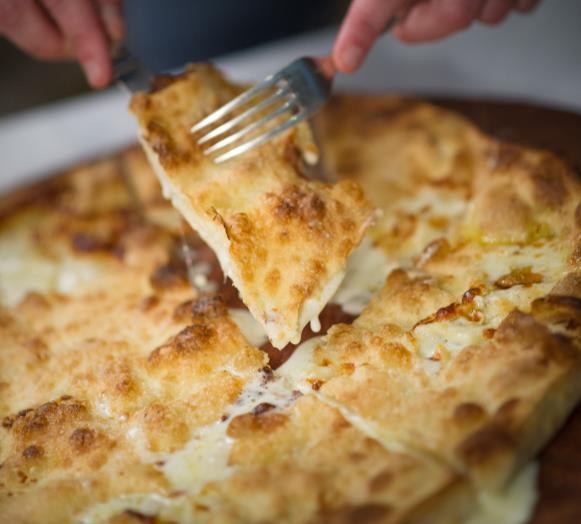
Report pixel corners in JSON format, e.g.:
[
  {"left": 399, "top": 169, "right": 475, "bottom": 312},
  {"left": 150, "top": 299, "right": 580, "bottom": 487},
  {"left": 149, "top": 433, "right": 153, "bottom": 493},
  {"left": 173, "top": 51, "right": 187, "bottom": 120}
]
[
  {"left": 341, "top": 46, "right": 364, "bottom": 72},
  {"left": 84, "top": 60, "right": 103, "bottom": 87}
]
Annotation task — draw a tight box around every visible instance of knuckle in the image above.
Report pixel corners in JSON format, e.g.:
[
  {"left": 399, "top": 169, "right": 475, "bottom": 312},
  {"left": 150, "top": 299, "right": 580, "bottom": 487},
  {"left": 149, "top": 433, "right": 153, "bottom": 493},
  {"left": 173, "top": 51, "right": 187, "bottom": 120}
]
[
  {"left": 42, "top": 0, "right": 68, "bottom": 12},
  {"left": 33, "top": 42, "right": 66, "bottom": 60},
  {"left": 0, "top": 0, "right": 23, "bottom": 32},
  {"left": 441, "top": 7, "right": 475, "bottom": 30},
  {"left": 43, "top": 0, "right": 84, "bottom": 33}
]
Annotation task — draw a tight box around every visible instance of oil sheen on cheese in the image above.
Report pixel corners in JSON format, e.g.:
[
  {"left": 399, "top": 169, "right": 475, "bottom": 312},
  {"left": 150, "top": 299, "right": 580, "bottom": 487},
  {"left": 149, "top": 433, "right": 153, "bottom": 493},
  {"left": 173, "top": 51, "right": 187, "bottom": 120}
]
[{"left": 331, "top": 236, "right": 394, "bottom": 315}]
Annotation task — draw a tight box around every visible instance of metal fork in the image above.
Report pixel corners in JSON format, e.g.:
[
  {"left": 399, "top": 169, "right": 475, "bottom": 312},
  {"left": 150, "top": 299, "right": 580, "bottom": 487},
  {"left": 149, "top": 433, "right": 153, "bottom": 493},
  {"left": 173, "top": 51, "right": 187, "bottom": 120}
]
[
  {"left": 190, "top": 15, "right": 404, "bottom": 164},
  {"left": 112, "top": 44, "right": 153, "bottom": 93},
  {"left": 190, "top": 57, "right": 333, "bottom": 164}
]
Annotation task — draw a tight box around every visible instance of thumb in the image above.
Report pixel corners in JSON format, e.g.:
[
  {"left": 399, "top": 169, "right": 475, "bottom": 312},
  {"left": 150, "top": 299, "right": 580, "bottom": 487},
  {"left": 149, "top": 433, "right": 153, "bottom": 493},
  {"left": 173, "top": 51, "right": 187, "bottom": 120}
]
[{"left": 332, "top": 0, "right": 409, "bottom": 73}]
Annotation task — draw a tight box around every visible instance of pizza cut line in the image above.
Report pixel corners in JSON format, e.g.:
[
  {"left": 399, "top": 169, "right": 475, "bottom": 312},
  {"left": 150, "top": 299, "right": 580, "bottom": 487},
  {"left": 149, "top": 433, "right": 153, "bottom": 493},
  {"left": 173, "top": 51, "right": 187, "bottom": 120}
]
[{"left": 0, "top": 77, "right": 580, "bottom": 523}]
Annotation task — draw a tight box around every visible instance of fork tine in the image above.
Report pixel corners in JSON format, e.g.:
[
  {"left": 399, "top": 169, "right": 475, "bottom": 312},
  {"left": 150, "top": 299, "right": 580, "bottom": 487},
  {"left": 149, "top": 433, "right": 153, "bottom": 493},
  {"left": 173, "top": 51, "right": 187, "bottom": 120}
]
[
  {"left": 190, "top": 72, "right": 283, "bottom": 133},
  {"left": 197, "top": 86, "right": 290, "bottom": 145},
  {"left": 213, "top": 110, "right": 307, "bottom": 164},
  {"left": 204, "top": 98, "right": 296, "bottom": 156}
]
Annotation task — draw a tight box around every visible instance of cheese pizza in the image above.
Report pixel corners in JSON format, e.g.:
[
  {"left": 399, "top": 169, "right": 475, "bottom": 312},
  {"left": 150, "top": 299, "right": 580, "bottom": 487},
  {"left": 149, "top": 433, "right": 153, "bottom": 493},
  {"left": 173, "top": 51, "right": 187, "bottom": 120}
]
[{"left": 0, "top": 68, "right": 579, "bottom": 524}]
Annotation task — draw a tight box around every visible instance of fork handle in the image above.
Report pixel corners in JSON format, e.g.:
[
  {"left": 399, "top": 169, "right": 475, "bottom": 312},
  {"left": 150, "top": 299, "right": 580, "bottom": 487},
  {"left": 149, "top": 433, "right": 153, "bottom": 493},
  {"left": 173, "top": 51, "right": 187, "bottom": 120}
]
[{"left": 313, "top": 56, "right": 337, "bottom": 80}]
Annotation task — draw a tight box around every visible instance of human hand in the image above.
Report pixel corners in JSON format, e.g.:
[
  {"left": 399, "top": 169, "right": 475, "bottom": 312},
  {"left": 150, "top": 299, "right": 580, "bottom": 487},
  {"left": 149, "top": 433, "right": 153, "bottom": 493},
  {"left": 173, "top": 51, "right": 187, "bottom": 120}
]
[
  {"left": 0, "top": 0, "right": 124, "bottom": 88},
  {"left": 333, "top": 0, "right": 540, "bottom": 73}
]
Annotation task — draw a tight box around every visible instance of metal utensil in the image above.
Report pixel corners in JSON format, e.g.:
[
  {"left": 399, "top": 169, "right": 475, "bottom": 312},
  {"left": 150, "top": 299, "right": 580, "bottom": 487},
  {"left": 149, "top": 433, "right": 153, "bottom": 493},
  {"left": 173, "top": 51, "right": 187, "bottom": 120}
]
[
  {"left": 112, "top": 44, "right": 153, "bottom": 93},
  {"left": 190, "top": 57, "right": 332, "bottom": 164},
  {"left": 190, "top": 15, "right": 404, "bottom": 164}
]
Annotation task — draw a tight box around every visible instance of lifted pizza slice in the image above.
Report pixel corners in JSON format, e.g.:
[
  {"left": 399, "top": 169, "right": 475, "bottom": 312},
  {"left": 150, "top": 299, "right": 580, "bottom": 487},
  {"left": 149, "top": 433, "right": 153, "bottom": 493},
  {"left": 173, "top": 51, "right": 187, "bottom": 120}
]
[{"left": 130, "top": 65, "right": 374, "bottom": 348}]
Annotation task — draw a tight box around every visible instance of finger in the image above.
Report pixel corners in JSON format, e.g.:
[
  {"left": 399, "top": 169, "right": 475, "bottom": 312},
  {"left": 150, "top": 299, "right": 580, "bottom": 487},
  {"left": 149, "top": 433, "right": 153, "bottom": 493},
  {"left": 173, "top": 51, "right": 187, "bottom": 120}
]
[
  {"left": 333, "top": 0, "right": 409, "bottom": 73},
  {"left": 513, "top": 0, "right": 540, "bottom": 13},
  {"left": 394, "top": 0, "right": 485, "bottom": 43},
  {"left": 97, "top": 0, "right": 124, "bottom": 42},
  {"left": 478, "top": 0, "right": 512, "bottom": 25},
  {"left": 41, "top": 0, "right": 112, "bottom": 88},
  {"left": 0, "top": 0, "right": 67, "bottom": 59}
]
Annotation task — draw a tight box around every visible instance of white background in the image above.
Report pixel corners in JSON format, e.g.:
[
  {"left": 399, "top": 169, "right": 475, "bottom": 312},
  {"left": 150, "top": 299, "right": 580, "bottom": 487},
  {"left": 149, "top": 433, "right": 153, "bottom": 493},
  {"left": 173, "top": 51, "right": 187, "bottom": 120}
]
[{"left": 0, "top": 0, "right": 579, "bottom": 192}]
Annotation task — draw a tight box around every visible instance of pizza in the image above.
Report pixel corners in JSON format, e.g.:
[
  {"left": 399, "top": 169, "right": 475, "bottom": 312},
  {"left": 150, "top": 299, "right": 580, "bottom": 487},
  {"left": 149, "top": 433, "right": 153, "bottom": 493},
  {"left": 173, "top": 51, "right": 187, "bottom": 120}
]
[
  {"left": 0, "top": 67, "right": 579, "bottom": 524},
  {"left": 130, "top": 65, "right": 375, "bottom": 349}
]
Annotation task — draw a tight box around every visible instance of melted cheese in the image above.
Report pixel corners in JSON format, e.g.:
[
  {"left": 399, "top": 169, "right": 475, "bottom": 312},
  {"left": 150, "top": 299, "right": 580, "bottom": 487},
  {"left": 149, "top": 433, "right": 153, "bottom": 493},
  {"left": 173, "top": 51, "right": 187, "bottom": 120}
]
[
  {"left": 55, "top": 256, "right": 106, "bottom": 294},
  {"left": 180, "top": 235, "right": 218, "bottom": 293},
  {"left": 0, "top": 216, "right": 112, "bottom": 305},
  {"left": 163, "top": 421, "right": 233, "bottom": 493},
  {"left": 476, "top": 241, "right": 568, "bottom": 284},
  {"left": 78, "top": 493, "right": 194, "bottom": 524},
  {"left": 295, "top": 270, "right": 346, "bottom": 344},
  {"left": 466, "top": 462, "right": 538, "bottom": 524},
  {"left": 80, "top": 371, "right": 300, "bottom": 522},
  {"left": 309, "top": 316, "right": 321, "bottom": 333},
  {"left": 276, "top": 337, "right": 329, "bottom": 392},
  {"left": 372, "top": 186, "right": 468, "bottom": 262},
  {"left": 331, "top": 236, "right": 395, "bottom": 315},
  {"left": 161, "top": 373, "right": 297, "bottom": 493},
  {"left": 380, "top": 186, "right": 467, "bottom": 222},
  {"left": 229, "top": 309, "right": 268, "bottom": 347},
  {"left": 277, "top": 338, "right": 411, "bottom": 456},
  {"left": 412, "top": 282, "right": 554, "bottom": 359},
  {"left": 0, "top": 240, "right": 56, "bottom": 305}
]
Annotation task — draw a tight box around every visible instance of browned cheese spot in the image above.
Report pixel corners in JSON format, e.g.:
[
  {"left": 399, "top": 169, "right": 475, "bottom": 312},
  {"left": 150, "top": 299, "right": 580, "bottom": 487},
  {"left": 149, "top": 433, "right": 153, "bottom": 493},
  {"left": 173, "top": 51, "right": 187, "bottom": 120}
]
[
  {"left": 139, "top": 295, "right": 160, "bottom": 312},
  {"left": 495, "top": 266, "right": 543, "bottom": 289},
  {"left": 320, "top": 503, "right": 393, "bottom": 524},
  {"left": 148, "top": 324, "right": 216, "bottom": 365},
  {"left": 270, "top": 185, "right": 326, "bottom": 229},
  {"left": 453, "top": 402, "right": 487, "bottom": 426},
  {"left": 414, "top": 287, "right": 484, "bottom": 328},
  {"left": 483, "top": 328, "right": 496, "bottom": 339},
  {"left": 145, "top": 121, "right": 190, "bottom": 168},
  {"left": 22, "top": 445, "right": 44, "bottom": 459},
  {"left": 456, "top": 423, "right": 515, "bottom": 465},
  {"left": 264, "top": 268, "right": 281, "bottom": 294},
  {"left": 226, "top": 412, "right": 289, "bottom": 438},
  {"left": 368, "top": 470, "right": 393, "bottom": 493},
  {"left": 150, "top": 261, "right": 188, "bottom": 291},
  {"left": 173, "top": 295, "right": 227, "bottom": 323},
  {"left": 69, "top": 428, "right": 96, "bottom": 454},
  {"left": 415, "top": 238, "right": 452, "bottom": 267}
]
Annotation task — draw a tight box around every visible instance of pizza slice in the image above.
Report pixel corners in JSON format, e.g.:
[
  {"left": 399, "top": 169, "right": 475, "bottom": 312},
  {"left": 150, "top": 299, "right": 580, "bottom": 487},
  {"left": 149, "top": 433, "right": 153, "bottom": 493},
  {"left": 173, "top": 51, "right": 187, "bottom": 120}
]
[{"left": 130, "top": 65, "right": 374, "bottom": 348}]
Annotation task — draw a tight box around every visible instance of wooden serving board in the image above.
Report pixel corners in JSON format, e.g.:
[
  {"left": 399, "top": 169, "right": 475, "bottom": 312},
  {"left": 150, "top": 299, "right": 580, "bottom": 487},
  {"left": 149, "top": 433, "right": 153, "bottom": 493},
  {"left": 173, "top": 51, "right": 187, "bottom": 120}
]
[{"left": 435, "top": 98, "right": 581, "bottom": 524}]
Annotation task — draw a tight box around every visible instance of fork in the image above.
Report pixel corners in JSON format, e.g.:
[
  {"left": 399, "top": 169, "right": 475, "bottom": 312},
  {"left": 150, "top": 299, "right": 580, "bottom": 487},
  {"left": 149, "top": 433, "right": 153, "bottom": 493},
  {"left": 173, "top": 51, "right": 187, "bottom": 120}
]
[
  {"left": 190, "top": 15, "right": 404, "bottom": 164},
  {"left": 112, "top": 44, "right": 153, "bottom": 93},
  {"left": 191, "top": 57, "right": 333, "bottom": 164}
]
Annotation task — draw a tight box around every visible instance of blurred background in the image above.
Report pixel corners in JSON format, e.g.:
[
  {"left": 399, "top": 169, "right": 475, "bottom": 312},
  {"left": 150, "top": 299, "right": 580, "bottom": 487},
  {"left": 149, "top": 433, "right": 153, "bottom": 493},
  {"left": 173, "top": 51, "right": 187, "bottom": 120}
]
[
  {"left": 2, "top": 0, "right": 581, "bottom": 116},
  {"left": 0, "top": 0, "right": 349, "bottom": 116},
  {"left": 1, "top": 0, "right": 581, "bottom": 189}
]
